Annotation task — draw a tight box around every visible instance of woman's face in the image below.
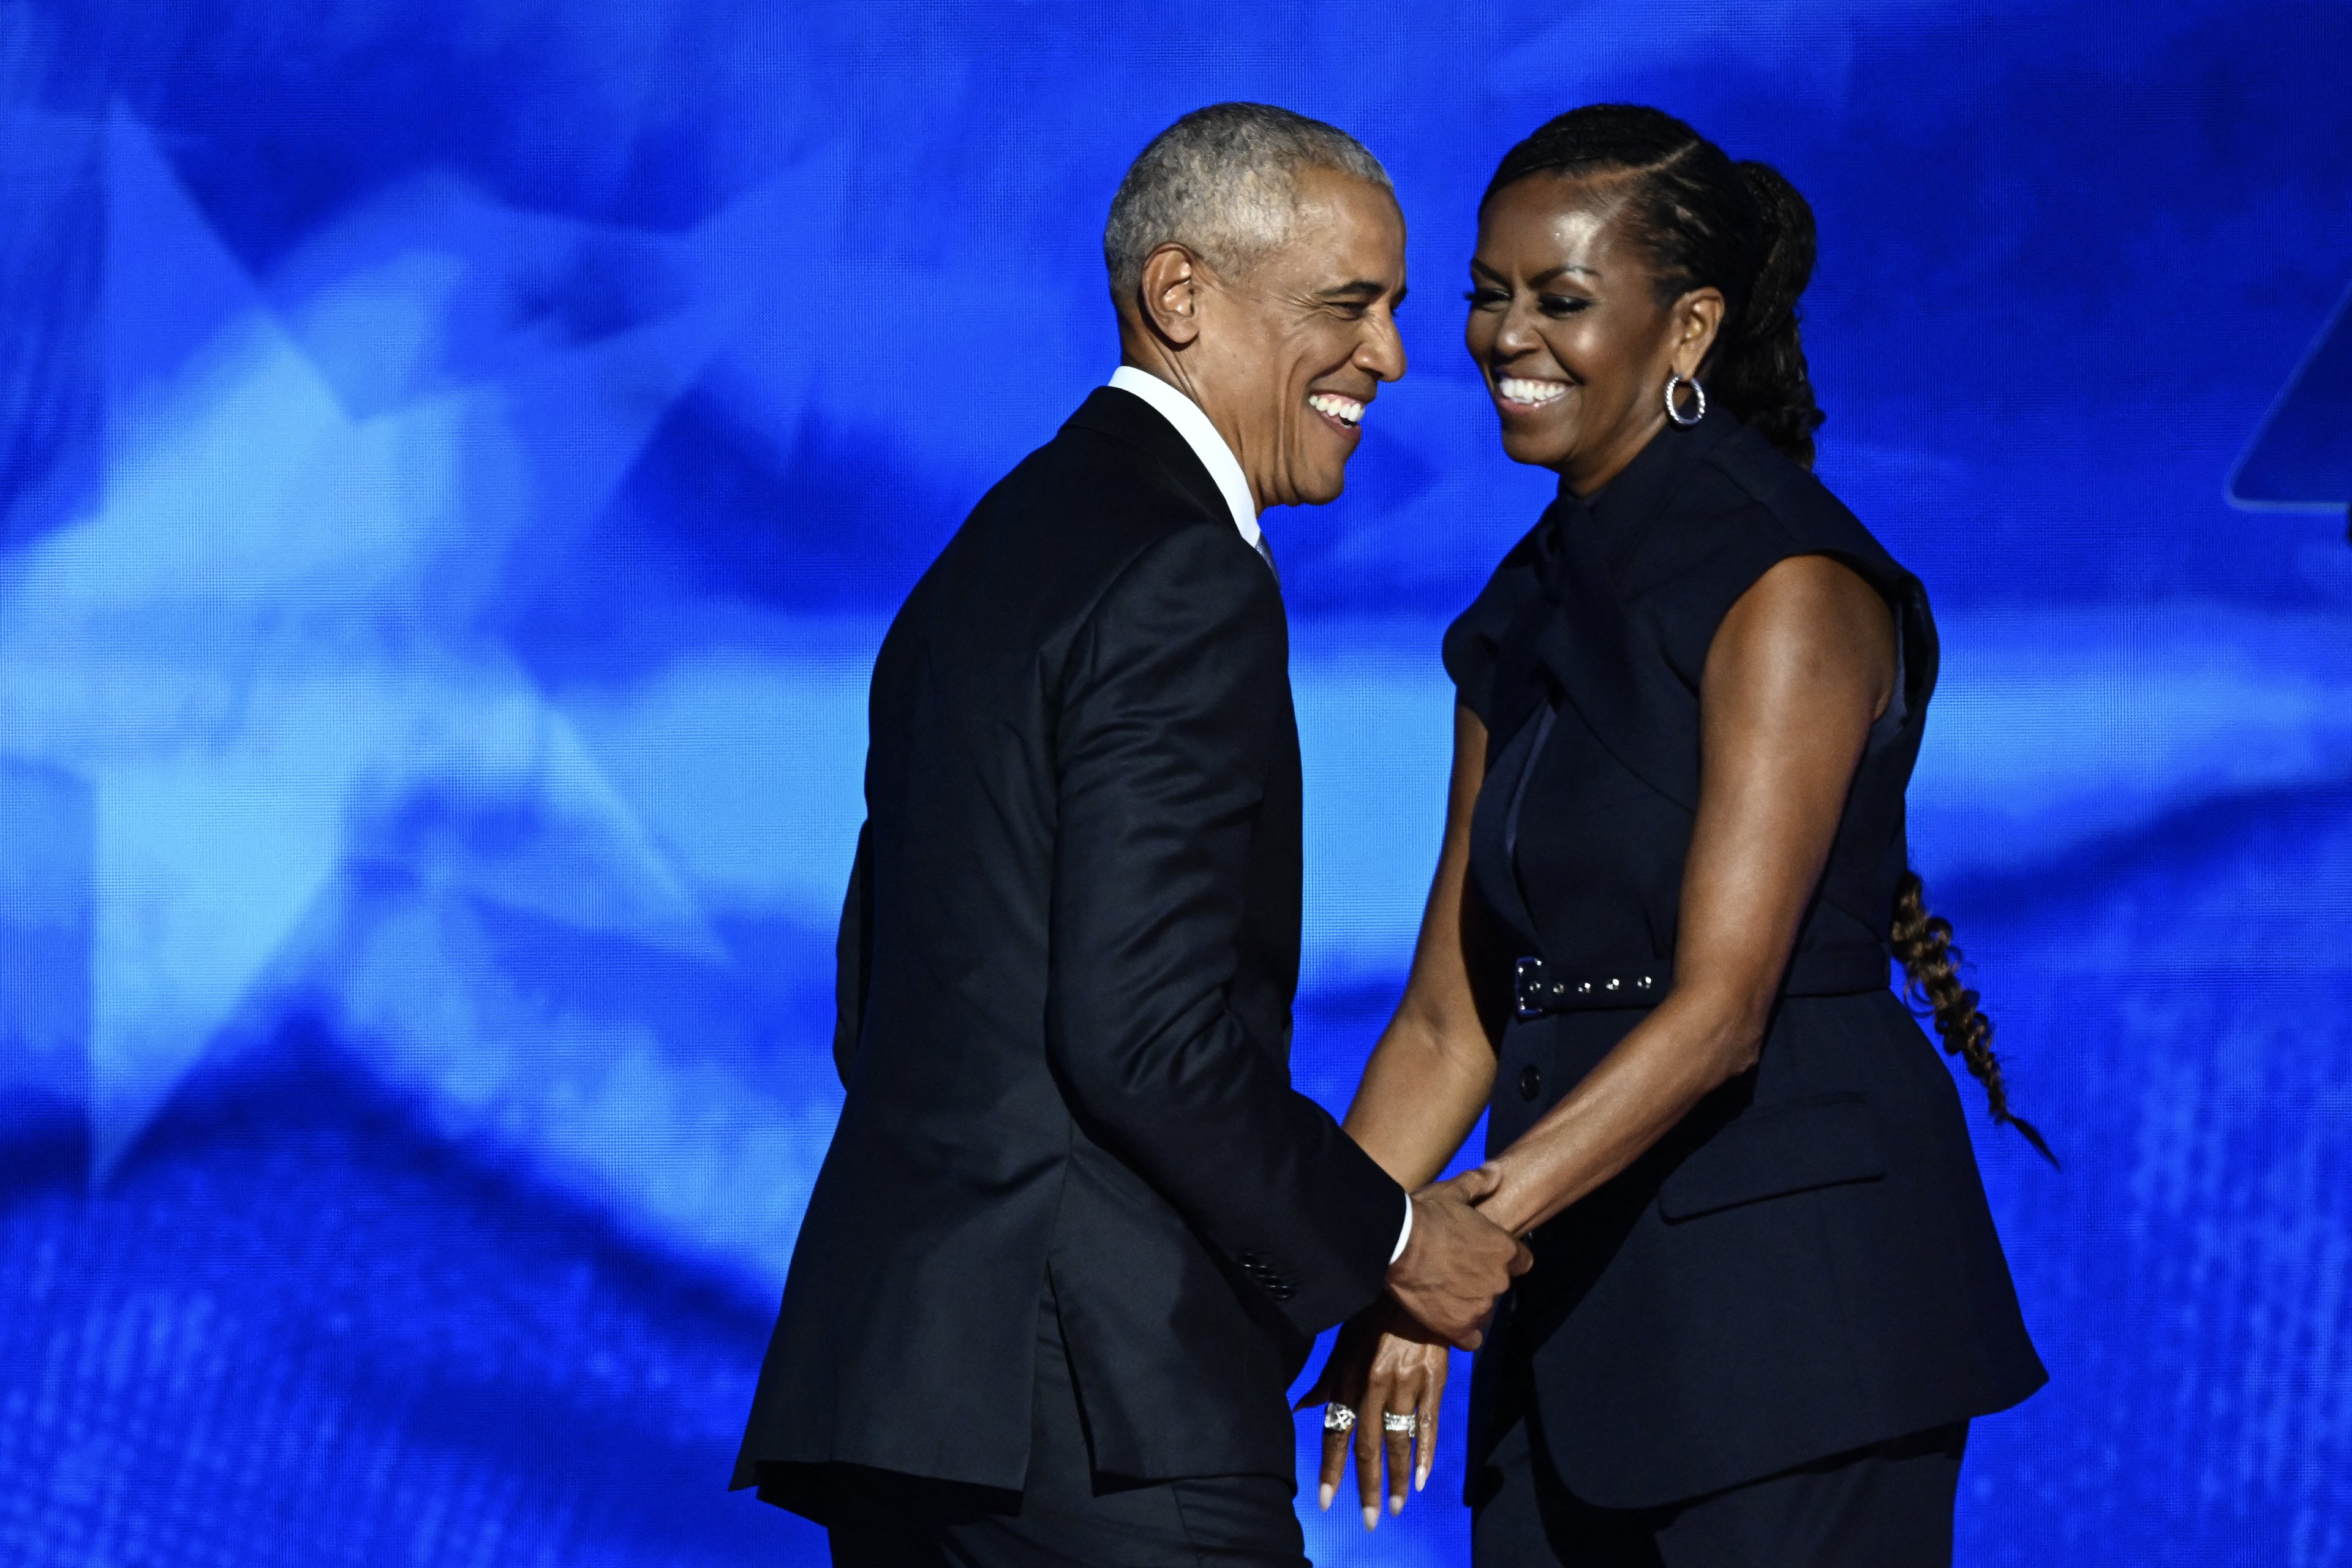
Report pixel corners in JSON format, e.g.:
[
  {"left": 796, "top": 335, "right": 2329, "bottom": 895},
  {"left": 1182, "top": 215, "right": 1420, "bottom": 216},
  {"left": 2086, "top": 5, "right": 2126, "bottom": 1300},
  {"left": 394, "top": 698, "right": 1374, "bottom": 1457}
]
[{"left": 1464, "top": 173, "right": 1722, "bottom": 494}]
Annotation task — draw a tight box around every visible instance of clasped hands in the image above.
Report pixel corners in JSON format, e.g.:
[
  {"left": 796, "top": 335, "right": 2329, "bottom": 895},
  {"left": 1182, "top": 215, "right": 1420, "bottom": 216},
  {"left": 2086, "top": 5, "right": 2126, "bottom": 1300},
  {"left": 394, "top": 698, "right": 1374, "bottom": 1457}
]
[{"left": 1296, "top": 1165, "right": 1529, "bottom": 1530}]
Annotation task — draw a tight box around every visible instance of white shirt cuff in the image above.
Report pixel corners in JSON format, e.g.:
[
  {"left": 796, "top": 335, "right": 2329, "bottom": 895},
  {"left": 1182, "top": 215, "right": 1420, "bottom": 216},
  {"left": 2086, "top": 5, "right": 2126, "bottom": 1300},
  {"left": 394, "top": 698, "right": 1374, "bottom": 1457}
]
[{"left": 1389, "top": 1189, "right": 1414, "bottom": 1265}]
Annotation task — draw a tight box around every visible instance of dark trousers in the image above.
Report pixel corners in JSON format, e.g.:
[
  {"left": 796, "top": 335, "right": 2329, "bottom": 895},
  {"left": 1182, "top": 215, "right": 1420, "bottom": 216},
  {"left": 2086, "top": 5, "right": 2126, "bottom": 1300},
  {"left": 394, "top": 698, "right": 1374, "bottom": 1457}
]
[
  {"left": 1472, "top": 1410, "right": 1968, "bottom": 1568},
  {"left": 775, "top": 1291, "right": 1306, "bottom": 1567}
]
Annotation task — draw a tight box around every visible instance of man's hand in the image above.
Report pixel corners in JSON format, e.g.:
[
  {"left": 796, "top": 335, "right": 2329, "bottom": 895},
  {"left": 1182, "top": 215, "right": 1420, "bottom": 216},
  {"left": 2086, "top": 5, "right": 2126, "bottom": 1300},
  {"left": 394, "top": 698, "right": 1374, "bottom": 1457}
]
[{"left": 1384, "top": 1167, "right": 1531, "bottom": 1350}]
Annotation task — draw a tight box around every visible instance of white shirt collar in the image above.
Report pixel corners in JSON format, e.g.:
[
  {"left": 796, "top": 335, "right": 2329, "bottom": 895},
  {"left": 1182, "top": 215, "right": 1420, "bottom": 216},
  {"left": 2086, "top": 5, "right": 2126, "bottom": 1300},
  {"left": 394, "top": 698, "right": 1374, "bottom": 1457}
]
[{"left": 1106, "top": 365, "right": 1262, "bottom": 548}]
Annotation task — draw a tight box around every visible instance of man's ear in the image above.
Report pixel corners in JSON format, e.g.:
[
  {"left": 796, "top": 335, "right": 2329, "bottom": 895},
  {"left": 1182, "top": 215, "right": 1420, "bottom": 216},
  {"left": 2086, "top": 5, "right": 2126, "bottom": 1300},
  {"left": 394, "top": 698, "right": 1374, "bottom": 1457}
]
[{"left": 1138, "top": 243, "right": 1205, "bottom": 347}]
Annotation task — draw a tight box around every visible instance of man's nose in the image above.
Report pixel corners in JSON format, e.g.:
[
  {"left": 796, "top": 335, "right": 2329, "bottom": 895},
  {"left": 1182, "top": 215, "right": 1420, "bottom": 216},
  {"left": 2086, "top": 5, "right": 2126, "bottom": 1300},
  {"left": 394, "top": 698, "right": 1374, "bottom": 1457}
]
[{"left": 1360, "top": 310, "right": 1408, "bottom": 383}]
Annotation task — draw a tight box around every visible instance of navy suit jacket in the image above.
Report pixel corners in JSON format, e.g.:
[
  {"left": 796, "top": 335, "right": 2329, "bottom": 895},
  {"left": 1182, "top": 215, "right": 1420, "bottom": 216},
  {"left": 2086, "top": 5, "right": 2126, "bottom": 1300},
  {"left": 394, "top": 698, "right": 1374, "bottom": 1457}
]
[{"left": 733, "top": 387, "right": 1402, "bottom": 1510}]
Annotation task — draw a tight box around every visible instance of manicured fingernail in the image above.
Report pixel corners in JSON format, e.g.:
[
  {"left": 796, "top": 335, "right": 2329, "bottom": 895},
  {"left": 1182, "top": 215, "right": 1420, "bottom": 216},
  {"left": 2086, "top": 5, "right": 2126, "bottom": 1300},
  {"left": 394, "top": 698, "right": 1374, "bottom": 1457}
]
[
  {"left": 1318, "top": 1483, "right": 1333, "bottom": 1510},
  {"left": 1363, "top": 1506, "right": 1379, "bottom": 1531},
  {"left": 1417, "top": 1467, "right": 1428, "bottom": 1491},
  {"left": 1390, "top": 1495, "right": 1403, "bottom": 1515}
]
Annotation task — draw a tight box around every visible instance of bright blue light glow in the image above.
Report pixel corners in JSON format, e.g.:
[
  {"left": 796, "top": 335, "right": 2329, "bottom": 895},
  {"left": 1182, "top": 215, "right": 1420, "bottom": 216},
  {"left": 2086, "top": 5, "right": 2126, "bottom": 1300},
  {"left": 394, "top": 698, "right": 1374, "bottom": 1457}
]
[{"left": 2, "top": 2, "right": 2349, "bottom": 1564}]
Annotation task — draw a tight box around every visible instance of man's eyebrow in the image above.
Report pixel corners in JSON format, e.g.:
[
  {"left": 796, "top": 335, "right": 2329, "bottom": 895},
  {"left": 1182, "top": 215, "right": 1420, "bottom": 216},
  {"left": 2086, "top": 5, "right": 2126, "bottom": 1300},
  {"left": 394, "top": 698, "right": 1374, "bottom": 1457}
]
[{"left": 1314, "top": 279, "right": 1390, "bottom": 301}]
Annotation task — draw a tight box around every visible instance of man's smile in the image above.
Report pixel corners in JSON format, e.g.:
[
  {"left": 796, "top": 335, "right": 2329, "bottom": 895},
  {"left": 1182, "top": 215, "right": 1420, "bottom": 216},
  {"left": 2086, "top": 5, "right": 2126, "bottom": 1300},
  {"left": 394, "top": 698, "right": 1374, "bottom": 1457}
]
[{"left": 1308, "top": 390, "right": 1366, "bottom": 430}]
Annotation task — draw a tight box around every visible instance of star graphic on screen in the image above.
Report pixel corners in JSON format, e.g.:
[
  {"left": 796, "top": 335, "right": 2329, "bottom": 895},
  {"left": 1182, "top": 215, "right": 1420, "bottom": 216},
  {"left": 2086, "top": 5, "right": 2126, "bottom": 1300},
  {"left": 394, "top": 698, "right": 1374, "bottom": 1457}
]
[{"left": 0, "top": 108, "right": 741, "bottom": 1180}]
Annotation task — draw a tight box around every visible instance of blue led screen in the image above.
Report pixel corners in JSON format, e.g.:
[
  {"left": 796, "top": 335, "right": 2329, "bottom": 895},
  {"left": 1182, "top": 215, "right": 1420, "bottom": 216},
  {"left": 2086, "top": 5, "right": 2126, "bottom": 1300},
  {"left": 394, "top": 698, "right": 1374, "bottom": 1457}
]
[{"left": 2, "top": 3, "right": 2350, "bottom": 1564}]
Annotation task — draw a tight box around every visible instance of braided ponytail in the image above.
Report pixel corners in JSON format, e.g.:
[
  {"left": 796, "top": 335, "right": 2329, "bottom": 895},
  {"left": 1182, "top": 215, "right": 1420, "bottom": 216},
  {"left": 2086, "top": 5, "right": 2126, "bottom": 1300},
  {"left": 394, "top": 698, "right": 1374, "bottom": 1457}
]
[
  {"left": 1891, "top": 870, "right": 2058, "bottom": 1167},
  {"left": 1720, "top": 162, "right": 1825, "bottom": 468}
]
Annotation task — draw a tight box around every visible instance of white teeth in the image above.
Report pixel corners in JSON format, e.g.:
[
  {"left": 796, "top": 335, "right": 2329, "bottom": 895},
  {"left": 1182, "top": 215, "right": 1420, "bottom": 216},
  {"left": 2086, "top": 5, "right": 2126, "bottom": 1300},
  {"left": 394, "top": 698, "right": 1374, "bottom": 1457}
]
[
  {"left": 1496, "top": 377, "right": 1569, "bottom": 406},
  {"left": 1308, "top": 392, "right": 1364, "bottom": 426}
]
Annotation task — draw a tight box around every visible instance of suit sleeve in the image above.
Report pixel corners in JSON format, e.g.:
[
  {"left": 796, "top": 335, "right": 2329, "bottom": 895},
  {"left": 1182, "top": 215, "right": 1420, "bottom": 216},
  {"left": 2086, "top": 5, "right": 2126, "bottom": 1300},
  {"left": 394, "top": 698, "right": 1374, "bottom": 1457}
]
[
  {"left": 832, "top": 821, "right": 873, "bottom": 1088},
  {"left": 1046, "top": 526, "right": 1401, "bottom": 1335}
]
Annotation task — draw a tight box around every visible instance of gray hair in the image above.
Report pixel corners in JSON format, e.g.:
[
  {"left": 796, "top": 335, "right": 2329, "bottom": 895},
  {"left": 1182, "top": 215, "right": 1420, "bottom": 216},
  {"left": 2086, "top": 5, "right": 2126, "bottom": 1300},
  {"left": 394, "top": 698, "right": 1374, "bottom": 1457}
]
[{"left": 1103, "top": 103, "right": 1393, "bottom": 297}]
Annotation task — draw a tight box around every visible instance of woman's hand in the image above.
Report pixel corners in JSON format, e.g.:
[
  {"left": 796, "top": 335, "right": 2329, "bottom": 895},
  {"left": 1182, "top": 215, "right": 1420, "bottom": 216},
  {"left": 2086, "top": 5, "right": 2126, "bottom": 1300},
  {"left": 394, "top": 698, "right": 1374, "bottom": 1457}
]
[{"left": 1297, "top": 1298, "right": 1453, "bottom": 1529}]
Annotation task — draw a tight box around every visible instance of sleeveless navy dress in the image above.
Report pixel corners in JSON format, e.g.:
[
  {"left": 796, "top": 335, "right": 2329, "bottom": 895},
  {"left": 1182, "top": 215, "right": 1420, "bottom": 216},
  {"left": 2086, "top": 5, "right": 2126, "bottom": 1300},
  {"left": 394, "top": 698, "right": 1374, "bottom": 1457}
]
[{"left": 1444, "top": 404, "right": 2045, "bottom": 1528}]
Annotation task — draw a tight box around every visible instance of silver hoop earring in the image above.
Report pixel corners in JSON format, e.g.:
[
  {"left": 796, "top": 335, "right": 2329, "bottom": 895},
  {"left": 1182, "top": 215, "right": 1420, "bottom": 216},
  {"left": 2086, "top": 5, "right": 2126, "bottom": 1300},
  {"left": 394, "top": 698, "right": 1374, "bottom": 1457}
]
[{"left": 1664, "top": 374, "right": 1706, "bottom": 427}]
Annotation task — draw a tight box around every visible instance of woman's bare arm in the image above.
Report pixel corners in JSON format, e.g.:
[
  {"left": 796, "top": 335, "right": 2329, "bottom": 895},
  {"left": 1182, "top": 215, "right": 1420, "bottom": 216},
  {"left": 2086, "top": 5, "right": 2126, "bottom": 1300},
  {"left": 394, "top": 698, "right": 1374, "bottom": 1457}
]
[
  {"left": 1472, "top": 554, "right": 1898, "bottom": 1237},
  {"left": 1310, "top": 700, "right": 1506, "bottom": 1526},
  {"left": 1341, "top": 701, "right": 1509, "bottom": 1186}
]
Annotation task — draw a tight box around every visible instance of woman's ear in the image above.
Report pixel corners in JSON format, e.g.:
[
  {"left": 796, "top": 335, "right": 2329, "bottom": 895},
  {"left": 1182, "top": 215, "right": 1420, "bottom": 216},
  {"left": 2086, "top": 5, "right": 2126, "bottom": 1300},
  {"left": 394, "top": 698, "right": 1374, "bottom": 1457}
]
[
  {"left": 1138, "top": 243, "right": 1205, "bottom": 347},
  {"left": 1673, "top": 287, "right": 1727, "bottom": 380}
]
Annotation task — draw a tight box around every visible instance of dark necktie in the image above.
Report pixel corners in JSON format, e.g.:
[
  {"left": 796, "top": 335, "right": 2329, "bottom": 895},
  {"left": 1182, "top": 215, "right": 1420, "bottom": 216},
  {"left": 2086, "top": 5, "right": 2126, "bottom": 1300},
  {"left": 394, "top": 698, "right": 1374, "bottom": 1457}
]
[{"left": 1252, "top": 530, "right": 1280, "bottom": 589}]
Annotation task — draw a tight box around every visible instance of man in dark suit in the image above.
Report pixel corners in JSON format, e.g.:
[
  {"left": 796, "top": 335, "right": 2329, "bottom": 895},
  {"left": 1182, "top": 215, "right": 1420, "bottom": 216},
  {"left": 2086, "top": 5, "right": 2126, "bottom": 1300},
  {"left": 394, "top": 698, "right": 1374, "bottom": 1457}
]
[{"left": 733, "top": 103, "right": 1531, "bottom": 1566}]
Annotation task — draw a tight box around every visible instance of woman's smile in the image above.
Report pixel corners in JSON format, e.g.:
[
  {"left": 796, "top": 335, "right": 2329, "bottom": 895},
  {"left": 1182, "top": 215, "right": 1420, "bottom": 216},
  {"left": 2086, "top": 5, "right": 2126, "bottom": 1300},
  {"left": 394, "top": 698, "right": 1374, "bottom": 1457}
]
[{"left": 1493, "top": 375, "right": 1570, "bottom": 409}]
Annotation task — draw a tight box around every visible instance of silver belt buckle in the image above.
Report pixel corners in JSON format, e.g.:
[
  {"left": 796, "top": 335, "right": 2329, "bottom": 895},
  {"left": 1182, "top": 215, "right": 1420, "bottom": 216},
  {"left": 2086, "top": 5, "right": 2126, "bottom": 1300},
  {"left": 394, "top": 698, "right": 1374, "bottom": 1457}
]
[{"left": 1513, "top": 956, "right": 1545, "bottom": 1020}]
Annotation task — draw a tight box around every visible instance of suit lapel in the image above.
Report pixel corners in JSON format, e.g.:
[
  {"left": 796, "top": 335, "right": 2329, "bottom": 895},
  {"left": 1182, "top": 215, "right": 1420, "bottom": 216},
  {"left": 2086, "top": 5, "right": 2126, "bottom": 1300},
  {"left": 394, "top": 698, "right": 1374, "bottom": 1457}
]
[
  {"left": 1514, "top": 415, "right": 1741, "bottom": 815},
  {"left": 1535, "top": 515, "right": 1702, "bottom": 812}
]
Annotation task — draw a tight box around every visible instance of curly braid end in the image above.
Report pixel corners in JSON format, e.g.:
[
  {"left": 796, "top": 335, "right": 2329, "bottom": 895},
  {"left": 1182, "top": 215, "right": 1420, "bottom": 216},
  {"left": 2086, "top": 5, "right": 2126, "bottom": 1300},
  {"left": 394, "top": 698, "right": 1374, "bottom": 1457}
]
[{"left": 1891, "top": 870, "right": 2059, "bottom": 1168}]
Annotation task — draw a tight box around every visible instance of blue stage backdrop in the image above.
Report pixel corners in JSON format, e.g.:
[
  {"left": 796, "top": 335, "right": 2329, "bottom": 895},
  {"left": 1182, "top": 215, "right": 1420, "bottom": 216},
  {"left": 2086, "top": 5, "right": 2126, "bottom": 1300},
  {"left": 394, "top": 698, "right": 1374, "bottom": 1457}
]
[{"left": 2, "top": 4, "right": 2349, "bottom": 1564}]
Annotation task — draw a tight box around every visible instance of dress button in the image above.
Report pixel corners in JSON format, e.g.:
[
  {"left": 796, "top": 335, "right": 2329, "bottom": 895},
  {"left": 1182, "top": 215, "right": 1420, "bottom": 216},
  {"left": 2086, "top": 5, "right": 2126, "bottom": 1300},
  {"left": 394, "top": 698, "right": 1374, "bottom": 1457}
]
[{"left": 1518, "top": 1065, "right": 1542, "bottom": 1101}]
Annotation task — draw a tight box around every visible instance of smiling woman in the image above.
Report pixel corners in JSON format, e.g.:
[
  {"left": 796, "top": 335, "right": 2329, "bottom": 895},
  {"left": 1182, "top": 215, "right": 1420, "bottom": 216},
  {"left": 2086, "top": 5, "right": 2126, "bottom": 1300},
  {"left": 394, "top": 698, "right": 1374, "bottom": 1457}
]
[
  {"left": 1464, "top": 114, "right": 1821, "bottom": 487},
  {"left": 1304, "top": 104, "right": 2050, "bottom": 1568}
]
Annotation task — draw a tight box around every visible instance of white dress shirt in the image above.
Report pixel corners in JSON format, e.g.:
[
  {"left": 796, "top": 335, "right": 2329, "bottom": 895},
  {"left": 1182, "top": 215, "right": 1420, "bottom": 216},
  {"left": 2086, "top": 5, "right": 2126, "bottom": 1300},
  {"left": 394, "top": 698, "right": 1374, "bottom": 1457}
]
[
  {"left": 1104, "top": 365, "right": 1415, "bottom": 1270},
  {"left": 1107, "top": 365, "right": 1262, "bottom": 547}
]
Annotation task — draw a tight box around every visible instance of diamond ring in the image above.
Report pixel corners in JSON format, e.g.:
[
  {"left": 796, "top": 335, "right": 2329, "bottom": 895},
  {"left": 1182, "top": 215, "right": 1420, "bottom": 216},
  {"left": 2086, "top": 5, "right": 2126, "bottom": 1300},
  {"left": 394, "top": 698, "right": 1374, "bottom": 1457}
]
[
  {"left": 1323, "top": 1403, "right": 1357, "bottom": 1432},
  {"left": 1382, "top": 1411, "right": 1418, "bottom": 1436}
]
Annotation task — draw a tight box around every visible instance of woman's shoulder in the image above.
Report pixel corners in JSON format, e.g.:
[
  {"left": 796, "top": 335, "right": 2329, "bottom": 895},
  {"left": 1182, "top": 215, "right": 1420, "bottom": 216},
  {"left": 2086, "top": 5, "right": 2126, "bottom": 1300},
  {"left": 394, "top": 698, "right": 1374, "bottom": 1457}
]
[
  {"left": 1620, "top": 424, "right": 1916, "bottom": 617},
  {"left": 1693, "top": 424, "right": 1906, "bottom": 583},
  {"left": 1643, "top": 423, "right": 1928, "bottom": 683}
]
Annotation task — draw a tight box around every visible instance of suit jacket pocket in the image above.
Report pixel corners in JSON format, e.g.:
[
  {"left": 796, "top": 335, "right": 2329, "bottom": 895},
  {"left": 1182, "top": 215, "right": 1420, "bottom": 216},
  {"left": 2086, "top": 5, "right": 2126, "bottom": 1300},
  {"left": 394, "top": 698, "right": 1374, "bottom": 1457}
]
[{"left": 1657, "top": 1091, "right": 1887, "bottom": 1222}]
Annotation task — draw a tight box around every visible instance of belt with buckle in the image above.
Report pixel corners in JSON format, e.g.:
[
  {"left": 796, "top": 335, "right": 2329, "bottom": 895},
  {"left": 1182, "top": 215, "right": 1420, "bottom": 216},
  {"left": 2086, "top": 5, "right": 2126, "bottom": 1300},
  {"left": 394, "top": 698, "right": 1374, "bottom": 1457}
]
[{"left": 1513, "top": 955, "right": 1669, "bottom": 1020}]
